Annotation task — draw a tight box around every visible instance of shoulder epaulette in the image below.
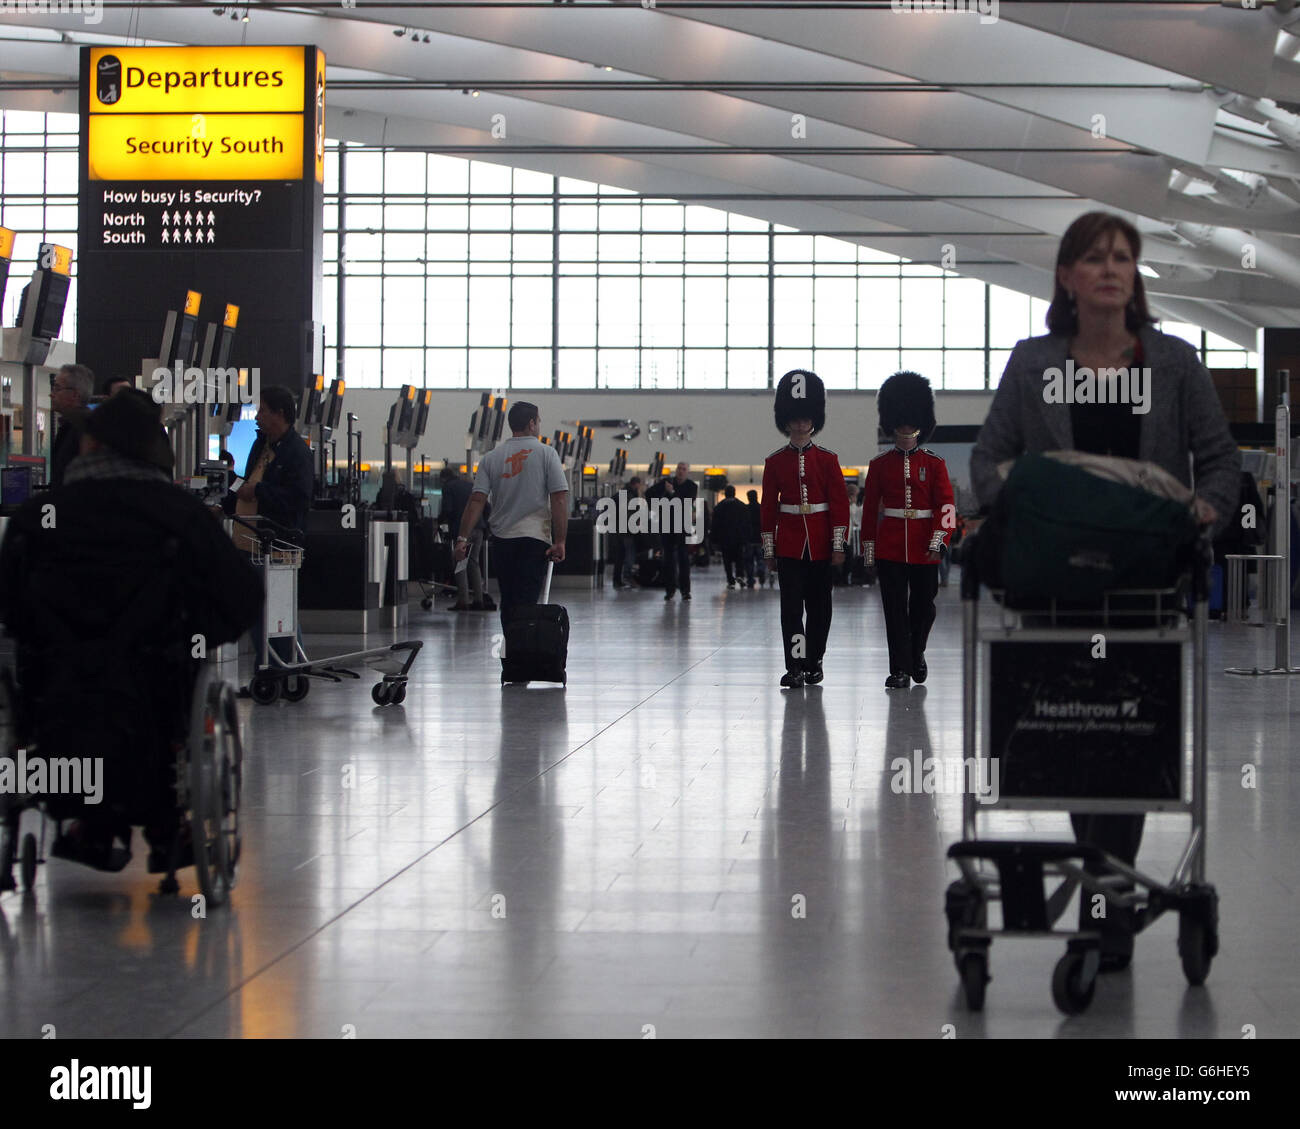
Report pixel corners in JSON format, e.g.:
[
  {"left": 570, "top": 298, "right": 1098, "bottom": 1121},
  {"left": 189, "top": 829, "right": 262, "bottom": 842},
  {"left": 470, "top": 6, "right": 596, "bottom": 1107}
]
[
  {"left": 767, "top": 446, "right": 789, "bottom": 459},
  {"left": 813, "top": 443, "right": 838, "bottom": 457},
  {"left": 920, "top": 448, "right": 946, "bottom": 461},
  {"left": 869, "top": 449, "right": 894, "bottom": 463}
]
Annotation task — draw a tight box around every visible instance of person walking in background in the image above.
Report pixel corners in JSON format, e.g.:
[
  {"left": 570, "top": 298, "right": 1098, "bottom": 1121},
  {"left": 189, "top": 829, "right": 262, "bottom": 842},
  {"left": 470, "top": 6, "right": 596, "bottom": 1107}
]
[
  {"left": 439, "top": 466, "right": 491, "bottom": 610},
  {"left": 49, "top": 363, "right": 94, "bottom": 488},
  {"left": 612, "top": 475, "right": 645, "bottom": 589},
  {"left": 744, "top": 488, "right": 766, "bottom": 589},
  {"left": 455, "top": 401, "right": 569, "bottom": 627},
  {"left": 862, "top": 371, "right": 954, "bottom": 690},
  {"left": 646, "top": 462, "right": 698, "bottom": 601},
  {"left": 761, "top": 369, "right": 850, "bottom": 688},
  {"left": 711, "top": 484, "right": 750, "bottom": 589},
  {"left": 969, "top": 210, "right": 1240, "bottom": 974}
]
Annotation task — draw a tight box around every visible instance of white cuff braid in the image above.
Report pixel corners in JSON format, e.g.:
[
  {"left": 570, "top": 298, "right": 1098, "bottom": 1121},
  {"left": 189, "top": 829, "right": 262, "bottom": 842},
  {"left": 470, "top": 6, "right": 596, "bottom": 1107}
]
[
  {"left": 928, "top": 531, "right": 945, "bottom": 553},
  {"left": 862, "top": 540, "right": 875, "bottom": 567},
  {"left": 762, "top": 532, "right": 775, "bottom": 557},
  {"left": 832, "top": 526, "right": 846, "bottom": 553}
]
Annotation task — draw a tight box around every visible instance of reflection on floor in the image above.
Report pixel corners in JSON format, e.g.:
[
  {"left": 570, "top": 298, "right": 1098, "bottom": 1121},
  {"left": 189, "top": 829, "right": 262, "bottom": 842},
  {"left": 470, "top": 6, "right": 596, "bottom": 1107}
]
[{"left": 1, "top": 575, "right": 1296, "bottom": 1037}]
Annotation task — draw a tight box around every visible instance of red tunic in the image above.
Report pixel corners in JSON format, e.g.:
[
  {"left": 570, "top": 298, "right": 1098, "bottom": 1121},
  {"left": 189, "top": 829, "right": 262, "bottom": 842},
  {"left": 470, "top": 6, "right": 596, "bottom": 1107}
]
[
  {"left": 860, "top": 447, "right": 955, "bottom": 564},
  {"left": 760, "top": 442, "right": 850, "bottom": 560}
]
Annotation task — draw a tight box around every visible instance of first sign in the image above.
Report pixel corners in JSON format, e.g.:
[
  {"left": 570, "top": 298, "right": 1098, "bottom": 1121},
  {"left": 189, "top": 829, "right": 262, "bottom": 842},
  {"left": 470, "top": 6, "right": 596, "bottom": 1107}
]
[{"left": 90, "top": 46, "right": 307, "bottom": 114}]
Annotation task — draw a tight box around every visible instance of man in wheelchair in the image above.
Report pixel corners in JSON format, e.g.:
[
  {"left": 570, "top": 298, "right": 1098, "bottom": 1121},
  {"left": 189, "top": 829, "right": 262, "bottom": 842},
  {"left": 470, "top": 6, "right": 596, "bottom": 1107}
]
[{"left": 0, "top": 390, "right": 262, "bottom": 873}]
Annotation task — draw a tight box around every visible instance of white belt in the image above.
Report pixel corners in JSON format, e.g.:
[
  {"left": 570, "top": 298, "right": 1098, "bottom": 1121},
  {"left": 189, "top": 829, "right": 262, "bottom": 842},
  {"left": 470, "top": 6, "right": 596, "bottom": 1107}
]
[
  {"left": 883, "top": 507, "right": 932, "bottom": 518},
  {"left": 780, "top": 503, "right": 829, "bottom": 514}
]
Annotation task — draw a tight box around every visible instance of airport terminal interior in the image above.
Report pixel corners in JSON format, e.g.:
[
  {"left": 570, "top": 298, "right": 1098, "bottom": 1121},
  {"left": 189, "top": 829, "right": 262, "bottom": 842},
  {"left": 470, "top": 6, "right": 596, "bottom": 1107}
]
[{"left": 0, "top": 2, "right": 1298, "bottom": 1043}]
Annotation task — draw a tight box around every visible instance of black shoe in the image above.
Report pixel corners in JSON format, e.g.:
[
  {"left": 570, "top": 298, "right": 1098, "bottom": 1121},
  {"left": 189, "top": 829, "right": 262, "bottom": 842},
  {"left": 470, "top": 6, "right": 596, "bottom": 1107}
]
[
  {"left": 727, "top": 580, "right": 736, "bottom": 589},
  {"left": 747, "top": 580, "right": 755, "bottom": 589},
  {"left": 780, "top": 668, "right": 805, "bottom": 689},
  {"left": 664, "top": 591, "right": 676, "bottom": 601},
  {"left": 803, "top": 663, "right": 824, "bottom": 685},
  {"left": 480, "top": 596, "right": 497, "bottom": 610},
  {"left": 236, "top": 686, "right": 252, "bottom": 699},
  {"left": 885, "top": 672, "right": 910, "bottom": 690},
  {"left": 911, "top": 656, "right": 927, "bottom": 683},
  {"left": 683, "top": 592, "right": 692, "bottom": 601}
]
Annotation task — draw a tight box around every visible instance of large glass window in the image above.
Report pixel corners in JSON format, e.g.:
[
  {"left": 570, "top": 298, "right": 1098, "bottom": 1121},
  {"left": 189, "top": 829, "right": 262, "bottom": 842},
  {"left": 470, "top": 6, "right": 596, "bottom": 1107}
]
[{"left": 0, "top": 113, "right": 1256, "bottom": 390}]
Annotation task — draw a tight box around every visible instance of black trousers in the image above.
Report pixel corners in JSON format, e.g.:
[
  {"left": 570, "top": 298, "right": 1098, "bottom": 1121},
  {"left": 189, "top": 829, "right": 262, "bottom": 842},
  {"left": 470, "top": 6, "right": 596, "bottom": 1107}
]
[
  {"left": 720, "top": 541, "right": 748, "bottom": 584},
  {"left": 777, "top": 556, "right": 833, "bottom": 670},
  {"left": 492, "top": 536, "right": 549, "bottom": 627},
  {"left": 876, "top": 558, "right": 938, "bottom": 675},
  {"left": 1071, "top": 812, "right": 1145, "bottom": 944},
  {"left": 661, "top": 533, "right": 691, "bottom": 595}
]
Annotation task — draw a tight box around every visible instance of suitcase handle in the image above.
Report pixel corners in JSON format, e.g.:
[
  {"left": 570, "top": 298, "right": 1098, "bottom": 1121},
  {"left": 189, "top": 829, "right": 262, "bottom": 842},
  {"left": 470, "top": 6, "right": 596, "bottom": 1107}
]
[{"left": 541, "top": 559, "right": 554, "bottom": 604}]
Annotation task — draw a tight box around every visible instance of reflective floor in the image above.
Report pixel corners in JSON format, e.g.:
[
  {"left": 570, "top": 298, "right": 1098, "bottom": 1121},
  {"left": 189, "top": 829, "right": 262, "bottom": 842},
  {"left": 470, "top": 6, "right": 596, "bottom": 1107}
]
[{"left": 1, "top": 573, "right": 1296, "bottom": 1038}]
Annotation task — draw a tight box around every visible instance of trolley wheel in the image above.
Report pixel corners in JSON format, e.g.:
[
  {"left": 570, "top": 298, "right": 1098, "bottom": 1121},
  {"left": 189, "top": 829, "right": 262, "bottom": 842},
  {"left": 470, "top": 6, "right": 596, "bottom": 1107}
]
[
  {"left": 190, "top": 674, "right": 243, "bottom": 908},
  {"left": 371, "top": 682, "right": 392, "bottom": 706},
  {"left": 959, "top": 952, "right": 989, "bottom": 1011},
  {"left": 282, "top": 675, "right": 310, "bottom": 703},
  {"left": 945, "top": 879, "right": 987, "bottom": 953},
  {"left": 390, "top": 682, "right": 407, "bottom": 705},
  {"left": 20, "top": 832, "right": 38, "bottom": 892},
  {"left": 1051, "top": 951, "right": 1098, "bottom": 1015},
  {"left": 420, "top": 597, "right": 433, "bottom": 611},
  {"left": 249, "top": 674, "right": 281, "bottom": 705}
]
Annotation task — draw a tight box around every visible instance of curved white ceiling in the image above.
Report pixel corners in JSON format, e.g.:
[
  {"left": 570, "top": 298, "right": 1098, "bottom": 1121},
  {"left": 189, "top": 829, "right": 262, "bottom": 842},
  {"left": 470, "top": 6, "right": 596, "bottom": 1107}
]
[{"left": 5, "top": 1, "right": 1300, "bottom": 347}]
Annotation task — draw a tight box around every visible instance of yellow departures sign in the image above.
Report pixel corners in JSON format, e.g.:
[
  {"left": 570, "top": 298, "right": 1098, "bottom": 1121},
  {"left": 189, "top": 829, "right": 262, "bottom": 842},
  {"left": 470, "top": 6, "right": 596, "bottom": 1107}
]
[{"left": 87, "top": 46, "right": 308, "bottom": 182}]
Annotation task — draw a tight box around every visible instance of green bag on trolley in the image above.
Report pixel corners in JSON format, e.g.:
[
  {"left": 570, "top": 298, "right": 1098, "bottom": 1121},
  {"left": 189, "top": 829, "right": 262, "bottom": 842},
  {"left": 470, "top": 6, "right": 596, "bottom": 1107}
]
[{"left": 986, "top": 451, "right": 1199, "bottom": 606}]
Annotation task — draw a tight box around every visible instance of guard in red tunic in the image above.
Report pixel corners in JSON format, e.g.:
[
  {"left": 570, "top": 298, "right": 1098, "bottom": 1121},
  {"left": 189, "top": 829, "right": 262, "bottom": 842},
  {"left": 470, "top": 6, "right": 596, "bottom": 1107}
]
[
  {"left": 761, "top": 370, "right": 851, "bottom": 688},
  {"left": 861, "top": 371, "right": 955, "bottom": 689}
]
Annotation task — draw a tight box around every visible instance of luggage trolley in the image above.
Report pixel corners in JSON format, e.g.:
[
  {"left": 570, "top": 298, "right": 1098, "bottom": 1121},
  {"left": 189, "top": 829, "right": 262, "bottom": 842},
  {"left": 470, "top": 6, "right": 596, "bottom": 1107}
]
[
  {"left": 234, "top": 516, "right": 422, "bottom": 706},
  {"left": 945, "top": 543, "right": 1219, "bottom": 1015}
]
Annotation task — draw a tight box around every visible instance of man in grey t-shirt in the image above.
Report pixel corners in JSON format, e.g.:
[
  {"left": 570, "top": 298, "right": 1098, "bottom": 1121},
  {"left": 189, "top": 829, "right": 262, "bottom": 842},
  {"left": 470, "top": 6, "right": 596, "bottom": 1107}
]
[{"left": 455, "top": 401, "right": 569, "bottom": 624}]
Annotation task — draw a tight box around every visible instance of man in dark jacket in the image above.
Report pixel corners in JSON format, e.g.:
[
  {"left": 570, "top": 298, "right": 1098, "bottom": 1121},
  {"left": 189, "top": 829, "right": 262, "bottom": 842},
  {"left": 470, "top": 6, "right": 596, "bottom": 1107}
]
[
  {"left": 49, "top": 363, "right": 94, "bottom": 488},
  {"left": 0, "top": 390, "right": 262, "bottom": 871},
  {"left": 224, "top": 384, "right": 314, "bottom": 539},
  {"left": 711, "top": 484, "right": 750, "bottom": 589},
  {"left": 646, "top": 462, "right": 699, "bottom": 601}
]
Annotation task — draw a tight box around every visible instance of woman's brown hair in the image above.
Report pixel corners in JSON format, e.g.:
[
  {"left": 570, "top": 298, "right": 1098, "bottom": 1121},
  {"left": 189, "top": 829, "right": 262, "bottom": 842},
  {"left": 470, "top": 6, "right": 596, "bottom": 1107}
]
[{"left": 1046, "top": 211, "right": 1154, "bottom": 337}]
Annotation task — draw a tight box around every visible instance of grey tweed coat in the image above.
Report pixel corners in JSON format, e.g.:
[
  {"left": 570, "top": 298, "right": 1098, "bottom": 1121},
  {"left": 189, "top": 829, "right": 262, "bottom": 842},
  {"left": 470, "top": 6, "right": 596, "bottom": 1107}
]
[{"left": 970, "top": 327, "right": 1242, "bottom": 536}]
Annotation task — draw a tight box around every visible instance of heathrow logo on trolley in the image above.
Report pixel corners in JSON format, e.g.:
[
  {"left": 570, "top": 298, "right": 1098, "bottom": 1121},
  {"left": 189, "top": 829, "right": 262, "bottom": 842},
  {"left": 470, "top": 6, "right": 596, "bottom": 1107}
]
[{"left": 594, "top": 489, "right": 706, "bottom": 545}]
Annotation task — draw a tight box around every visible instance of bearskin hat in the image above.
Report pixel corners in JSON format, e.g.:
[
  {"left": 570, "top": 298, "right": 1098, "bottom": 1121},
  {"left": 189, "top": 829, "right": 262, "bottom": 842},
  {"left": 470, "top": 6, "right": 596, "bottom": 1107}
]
[
  {"left": 773, "top": 369, "right": 826, "bottom": 435},
  {"left": 877, "top": 370, "right": 936, "bottom": 446}
]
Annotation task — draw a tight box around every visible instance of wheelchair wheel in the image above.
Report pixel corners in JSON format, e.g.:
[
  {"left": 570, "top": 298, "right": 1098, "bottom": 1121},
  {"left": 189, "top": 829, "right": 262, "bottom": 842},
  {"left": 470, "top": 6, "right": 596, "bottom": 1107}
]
[
  {"left": 283, "top": 675, "right": 310, "bottom": 703},
  {"left": 189, "top": 669, "right": 243, "bottom": 907},
  {"left": 371, "top": 681, "right": 392, "bottom": 706},
  {"left": 420, "top": 597, "right": 433, "bottom": 611}
]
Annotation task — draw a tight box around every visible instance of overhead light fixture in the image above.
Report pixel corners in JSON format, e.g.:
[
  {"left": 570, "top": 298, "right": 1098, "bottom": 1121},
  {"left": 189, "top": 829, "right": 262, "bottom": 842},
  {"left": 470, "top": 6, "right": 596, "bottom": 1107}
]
[
  {"left": 423, "top": 34, "right": 431, "bottom": 43},
  {"left": 241, "top": 10, "right": 249, "bottom": 22},
  {"left": 471, "top": 89, "right": 480, "bottom": 97},
  {"left": 393, "top": 26, "right": 406, "bottom": 37},
  {"left": 603, "top": 66, "right": 613, "bottom": 72},
  {"left": 213, "top": 6, "right": 225, "bottom": 15}
]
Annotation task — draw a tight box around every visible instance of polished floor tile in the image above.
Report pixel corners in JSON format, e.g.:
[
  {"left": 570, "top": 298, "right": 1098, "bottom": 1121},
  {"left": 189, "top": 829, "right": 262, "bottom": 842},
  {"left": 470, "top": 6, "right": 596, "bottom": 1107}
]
[{"left": 1, "top": 576, "right": 1296, "bottom": 1037}]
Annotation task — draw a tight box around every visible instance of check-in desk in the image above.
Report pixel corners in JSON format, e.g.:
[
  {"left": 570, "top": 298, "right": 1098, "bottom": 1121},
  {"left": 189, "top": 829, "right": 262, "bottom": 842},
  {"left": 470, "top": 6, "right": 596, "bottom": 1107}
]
[
  {"left": 551, "top": 516, "right": 603, "bottom": 591},
  {"left": 299, "top": 508, "right": 409, "bottom": 632}
]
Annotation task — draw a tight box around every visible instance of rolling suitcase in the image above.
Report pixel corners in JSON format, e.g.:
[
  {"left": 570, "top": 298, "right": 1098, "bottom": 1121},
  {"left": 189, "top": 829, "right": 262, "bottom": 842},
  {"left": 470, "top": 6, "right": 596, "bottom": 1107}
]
[{"left": 500, "top": 561, "right": 568, "bottom": 686}]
